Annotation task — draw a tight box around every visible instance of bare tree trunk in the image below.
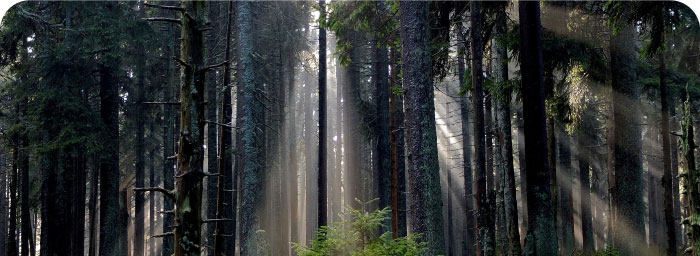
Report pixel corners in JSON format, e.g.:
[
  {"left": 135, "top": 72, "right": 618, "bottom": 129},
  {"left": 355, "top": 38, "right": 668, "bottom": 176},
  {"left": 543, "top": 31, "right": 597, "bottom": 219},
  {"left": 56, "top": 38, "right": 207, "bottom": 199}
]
[
  {"left": 518, "top": 2, "right": 558, "bottom": 255},
  {"left": 399, "top": 2, "right": 446, "bottom": 254}
]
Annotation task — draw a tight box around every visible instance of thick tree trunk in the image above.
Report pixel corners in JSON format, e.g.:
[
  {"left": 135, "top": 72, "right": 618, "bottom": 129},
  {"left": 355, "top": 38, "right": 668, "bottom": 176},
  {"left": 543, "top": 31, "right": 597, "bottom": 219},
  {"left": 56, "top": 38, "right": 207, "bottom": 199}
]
[
  {"left": 161, "top": 21, "right": 177, "bottom": 256},
  {"left": 287, "top": 54, "right": 300, "bottom": 248},
  {"left": 8, "top": 124, "right": 18, "bottom": 256},
  {"left": 493, "top": 8, "right": 521, "bottom": 254},
  {"left": 318, "top": 0, "right": 328, "bottom": 231},
  {"left": 171, "top": 1, "right": 208, "bottom": 255},
  {"left": 99, "top": 62, "right": 122, "bottom": 256},
  {"left": 680, "top": 94, "right": 698, "bottom": 255},
  {"left": 518, "top": 2, "right": 558, "bottom": 255},
  {"left": 1, "top": 156, "right": 5, "bottom": 256},
  {"left": 399, "top": 2, "right": 446, "bottom": 254},
  {"left": 610, "top": 19, "right": 645, "bottom": 256},
  {"left": 237, "top": 2, "right": 265, "bottom": 254}
]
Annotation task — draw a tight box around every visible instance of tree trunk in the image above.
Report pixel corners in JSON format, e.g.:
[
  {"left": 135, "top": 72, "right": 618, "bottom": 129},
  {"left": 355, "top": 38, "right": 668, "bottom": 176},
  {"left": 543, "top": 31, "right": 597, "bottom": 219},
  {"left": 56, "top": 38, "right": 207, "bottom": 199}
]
[
  {"left": 1, "top": 155, "right": 5, "bottom": 256},
  {"left": 610, "top": 18, "right": 645, "bottom": 255},
  {"left": 680, "top": 93, "right": 698, "bottom": 255},
  {"left": 134, "top": 36, "right": 146, "bottom": 256},
  {"left": 659, "top": 45, "right": 678, "bottom": 255},
  {"left": 237, "top": 2, "right": 265, "bottom": 254},
  {"left": 518, "top": 2, "right": 558, "bottom": 255},
  {"left": 493, "top": 8, "right": 521, "bottom": 254},
  {"left": 372, "top": 19, "right": 391, "bottom": 234},
  {"left": 287, "top": 52, "right": 300, "bottom": 248},
  {"left": 469, "top": 2, "right": 495, "bottom": 255},
  {"left": 399, "top": 2, "right": 446, "bottom": 254},
  {"left": 558, "top": 129, "right": 574, "bottom": 255},
  {"left": 213, "top": 2, "right": 234, "bottom": 255},
  {"left": 172, "top": 1, "right": 208, "bottom": 255},
  {"left": 8, "top": 118, "right": 18, "bottom": 256},
  {"left": 161, "top": 20, "right": 177, "bottom": 256},
  {"left": 318, "top": 0, "right": 328, "bottom": 231},
  {"left": 458, "top": 30, "right": 476, "bottom": 256},
  {"left": 389, "top": 42, "right": 407, "bottom": 239},
  {"left": 203, "top": 2, "right": 220, "bottom": 255},
  {"left": 99, "top": 59, "right": 122, "bottom": 256},
  {"left": 578, "top": 106, "right": 595, "bottom": 254}
]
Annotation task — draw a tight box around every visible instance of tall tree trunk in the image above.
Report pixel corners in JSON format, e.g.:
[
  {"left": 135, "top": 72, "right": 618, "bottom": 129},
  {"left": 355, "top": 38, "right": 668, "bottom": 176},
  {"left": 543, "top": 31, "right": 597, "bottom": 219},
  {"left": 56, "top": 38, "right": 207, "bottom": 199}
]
[
  {"left": 213, "top": 2, "right": 234, "bottom": 255},
  {"left": 20, "top": 102, "right": 31, "bottom": 256},
  {"left": 1, "top": 154, "right": 5, "bottom": 256},
  {"left": 99, "top": 52, "right": 122, "bottom": 256},
  {"left": 680, "top": 93, "right": 698, "bottom": 255},
  {"left": 578, "top": 107, "right": 595, "bottom": 254},
  {"left": 203, "top": 2, "right": 220, "bottom": 255},
  {"left": 609, "top": 17, "right": 645, "bottom": 255},
  {"left": 171, "top": 1, "right": 208, "bottom": 254},
  {"left": 161, "top": 20, "right": 177, "bottom": 256},
  {"left": 149, "top": 124, "right": 157, "bottom": 256},
  {"left": 469, "top": 2, "right": 495, "bottom": 255},
  {"left": 237, "top": 2, "right": 265, "bottom": 254},
  {"left": 493, "top": 7, "right": 521, "bottom": 254},
  {"left": 318, "top": 0, "right": 328, "bottom": 230},
  {"left": 389, "top": 43, "right": 407, "bottom": 239},
  {"left": 558, "top": 129, "right": 574, "bottom": 255},
  {"left": 518, "top": 2, "right": 558, "bottom": 255},
  {"left": 458, "top": 30, "right": 476, "bottom": 256},
  {"left": 399, "top": 2, "right": 446, "bottom": 254},
  {"left": 287, "top": 53, "right": 300, "bottom": 248},
  {"left": 8, "top": 117, "right": 18, "bottom": 256},
  {"left": 659, "top": 44, "right": 678, "bottom": 256},
  {"left": 88, "top": 159, "right": 98, "bottom": 256},
  {"left": 372, "top": 17, "right": 391, "bottom": 234},
  {"left": 135, "top": 39, "right": 147, "bottom": 256}
]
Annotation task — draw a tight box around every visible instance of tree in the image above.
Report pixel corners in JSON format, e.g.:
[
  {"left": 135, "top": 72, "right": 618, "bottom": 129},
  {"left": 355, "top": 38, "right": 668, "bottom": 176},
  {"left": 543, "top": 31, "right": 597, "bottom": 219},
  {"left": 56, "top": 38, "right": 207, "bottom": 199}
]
[
  {"left": 399, "top": 2, "right": 446, "bottom": 255},
  {"left": 318, "top": 0, "right": 328, "bottom": 230},
  {"left": 493, "top": 4, "right": 521, "bottom": 255},
  {"left": 609, "top": 9, "right": 645, "bottom": 255},
  {"left": 518, "top": 1, "right": 558, "bottom": 255},
  {"left": 470, "top": 1, "right": 495, "bottom": 255}
]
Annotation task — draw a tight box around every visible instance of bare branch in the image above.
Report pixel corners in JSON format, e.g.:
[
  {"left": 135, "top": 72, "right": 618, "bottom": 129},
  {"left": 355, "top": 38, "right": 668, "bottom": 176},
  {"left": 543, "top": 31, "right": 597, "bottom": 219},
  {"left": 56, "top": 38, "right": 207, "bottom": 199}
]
[
  {"left": 143, "top": 17, "right": 182, "bottom": 25},
  {"left": 158, "top": 210, "right": 175, "bottom": 215},
  {"left": 167, "top": 154, "right": 178, "bottom": 160},
  {"left": 141, "top": 101, "right": 181, "bottom": 106},
  {"left": 199, "top": 61, "right": 229, "bottom": 72},
  {"left": 205, "top": 120, "right": 237, "bottom": 129},
  {"left": 173, "top": 57, "right": 190, "bottom": 68},
  {"left": 134, "top": 187, "right": 175, "bottom": 200},
  {"left": 144, "top": 3, "right": 184, "bottom": 12},
  {"left": 201, "top": 218, "right": 234, "bottom": 223},
  {"left": 151, "top": 232, "right": 174, "bottom": 238}
]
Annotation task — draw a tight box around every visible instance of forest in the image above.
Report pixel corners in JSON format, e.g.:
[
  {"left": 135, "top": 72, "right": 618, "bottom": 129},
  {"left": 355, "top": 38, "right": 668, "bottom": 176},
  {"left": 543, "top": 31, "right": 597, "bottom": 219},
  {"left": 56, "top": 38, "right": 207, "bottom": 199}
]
[{"left": 0, "top": 1, "right": 698, "bottom": 256}]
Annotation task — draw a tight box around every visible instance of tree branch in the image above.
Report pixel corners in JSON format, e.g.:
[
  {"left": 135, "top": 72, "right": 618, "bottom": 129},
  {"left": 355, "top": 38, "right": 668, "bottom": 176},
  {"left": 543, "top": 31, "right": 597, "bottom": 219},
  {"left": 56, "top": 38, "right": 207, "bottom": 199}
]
[
  {"left": 202, "top": 219, "right": 234, "bottom": 223},
  {"left": 141, "top": 101, "right": 181, "bottom": 106},
  {"left": 143, "top": 17, "right": 182, "bottom": 25},
  {"left": 173, "top": 57, "right": 190, "bottom": 68},
  {"left": 144, "top": 3, "right": 185, "bottom": 12},
  {"left": 151, "top": 232, "right": 174, "bottom": 238},
  {"left": 199, "top": 61, "right": 229, "bottom": 72},
  {"left": 134, "top": 187, "right": 175, "bottom": 200},
  {"left": 205, "top": 120, "right": 237, "bottom": 129}
]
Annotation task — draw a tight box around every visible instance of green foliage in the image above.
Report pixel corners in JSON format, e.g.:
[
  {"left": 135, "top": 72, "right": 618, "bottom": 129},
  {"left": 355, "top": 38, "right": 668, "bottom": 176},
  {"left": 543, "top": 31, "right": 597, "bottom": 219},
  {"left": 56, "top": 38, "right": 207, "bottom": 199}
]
[
  {"left": 572, "top": 246, "right": 621, "bottom": 256},
  {"left": 294, "top": 198, "right": 427, "bottom": 256}
]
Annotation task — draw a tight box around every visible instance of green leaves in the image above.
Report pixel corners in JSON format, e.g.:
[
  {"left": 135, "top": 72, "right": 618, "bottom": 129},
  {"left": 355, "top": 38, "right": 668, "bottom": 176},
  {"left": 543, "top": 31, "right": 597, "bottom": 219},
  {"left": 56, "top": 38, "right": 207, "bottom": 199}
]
[{"left": 294, "top": 198, "right": 428, "bottom": 256}]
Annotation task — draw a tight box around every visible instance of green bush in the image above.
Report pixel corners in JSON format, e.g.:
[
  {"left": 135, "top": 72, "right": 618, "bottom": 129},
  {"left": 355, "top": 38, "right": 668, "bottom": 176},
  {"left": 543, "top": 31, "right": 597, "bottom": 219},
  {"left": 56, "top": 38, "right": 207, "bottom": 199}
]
[{"left": 293, "top": 198, "right": 427, "bottom": 256}]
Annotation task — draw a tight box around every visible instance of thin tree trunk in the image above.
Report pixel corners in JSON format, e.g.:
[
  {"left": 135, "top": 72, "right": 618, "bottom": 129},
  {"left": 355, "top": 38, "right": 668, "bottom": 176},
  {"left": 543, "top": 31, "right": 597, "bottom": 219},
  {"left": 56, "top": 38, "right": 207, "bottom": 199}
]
[
  {"left": 8, "top": 114, "right": 19, "bottom": 256},
  {"left": 134, "top": 38, "right": 147, "bottom": 256},
  {"left": 399, "top": 2, "right": 446, "bottom": 254},
  {"left": 372, "top": 15, "right": 391, "bottom": 234},
  {"left": 389, "top": 42, "right": 407, "bottom": 239},
  {"left": 558, "top": 129, "right": 574, "bottom": 255},
  {"left": 518, "top": 2, "right": 558, "bottom": 255},
  {"left": 458, "top": 31, "right": 476, "bottom": 256},
  {"left": 469, "top": 2, "right": 495, "bottom": 255},
  {"left": 659, "top": 44, "right": 678, "bottom": 255},
  {"left": 578, "top": 107, "right": 595, "bottom": 254},
  {"left": 204, "top": 2, "right": 220, "bottom": 255}
]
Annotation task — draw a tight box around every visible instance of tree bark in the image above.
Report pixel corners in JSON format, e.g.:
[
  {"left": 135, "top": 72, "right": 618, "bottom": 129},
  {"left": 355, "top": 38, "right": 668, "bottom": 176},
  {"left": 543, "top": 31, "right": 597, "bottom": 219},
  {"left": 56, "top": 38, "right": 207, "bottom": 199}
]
[
  {"left": 518, "top": 2, "right": 558, "bottom": 255},
  {"left": 203, "top": 2, "right": 220, "bottom": 254},
  {"left": 389, "top": 42, "right": 407, "bottom": 239},
  {"left": 237, "top": 2, "right": 265, "bottom": 254},
  {"left": 610, "top": 18, "right": 645, "bottom": 256},
  {"left": 318, "top": 0, "right": 328, "bottom": 230},
  {"left": 558, "top": 129, "right": 574, "bottom": 255},
  {"left": 458, "top": 29, "right": 476, "bottom": 256},
  {"left": 399, "top": 2, "right": 446, "bottom": 254},
  {"left": 659, "top": 41, "right": 678, "bottom": 255},
  {"left": 469, "top": 2, "right": 495, "bottom": 255}
]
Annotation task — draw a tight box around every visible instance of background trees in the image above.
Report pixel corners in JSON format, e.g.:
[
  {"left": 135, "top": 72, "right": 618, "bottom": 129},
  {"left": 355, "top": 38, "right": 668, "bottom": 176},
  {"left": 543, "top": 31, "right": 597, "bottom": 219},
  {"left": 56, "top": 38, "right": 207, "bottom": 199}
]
[{"left": 0, "top": 1, "right": 698, "bottom": 256}]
